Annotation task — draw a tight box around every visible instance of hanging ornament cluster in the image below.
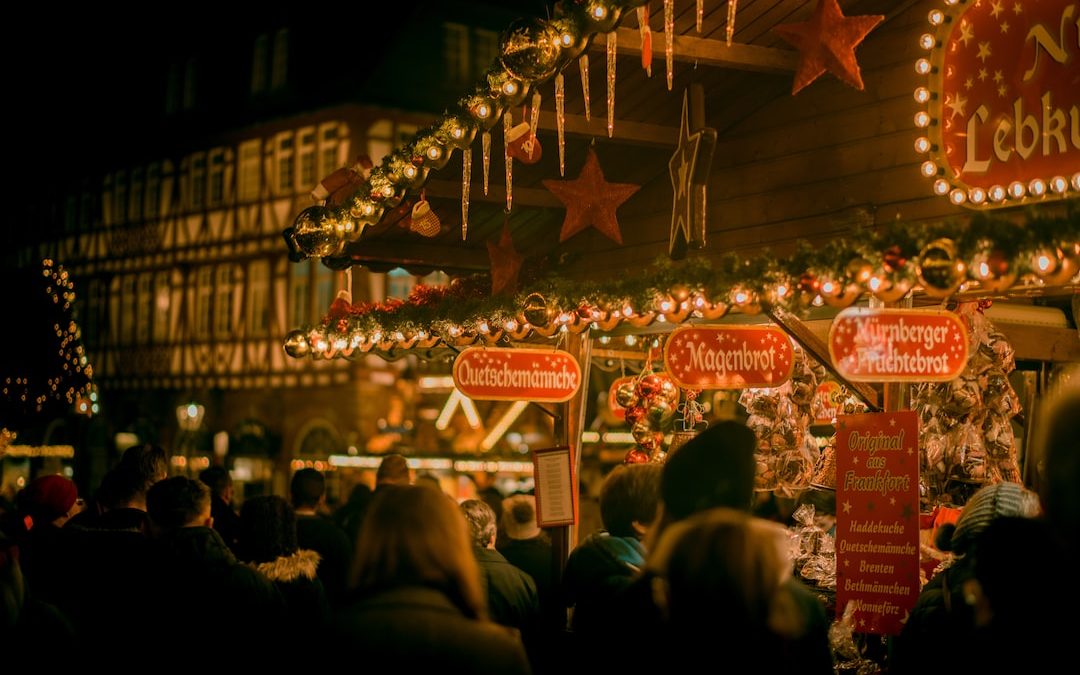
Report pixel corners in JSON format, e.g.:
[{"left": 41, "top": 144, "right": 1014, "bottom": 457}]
[
  {"left": 283, "top": 212, "right": 1080, "bottom": 359},
  {"left": 914, "top": 302, "right": 1022, "bottom": 507},
  {"left": 738, "top": 351, "right": 823, "bottom": 494},
  {"left": 618, "top": 361, "right": 679, "bottom": 464}
]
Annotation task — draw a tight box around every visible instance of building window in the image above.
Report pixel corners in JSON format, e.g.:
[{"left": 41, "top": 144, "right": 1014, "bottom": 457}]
[
  {"left": 367, "top": 120, "right": 393, "bottom": 168},
  {"left": 251, "top": 34, "right": 268, "bottom": 94},
  {"left": 114, "top": 171, "right": 128, "bottom": 225},
  {"left": 443, "top": 22, "right": 470, "bottom": 84},
  {"left": 238, "top": 139, "right": 262, "bottom": 201},
  {"left": 129, "top": 168, "right": 144, "bottom": 222},
  {"left": 271, "top": 28, "right": 289, "bottom": 90},
  {"left": 153, "top": 271, "right": 170, "bottom": 344},
  {"left": 314, "top": 263, "right": 334, "bottom": 320},
  {"left": 248, "top": 260, "right": 270, "bottom": 336},
  {"left": 136, "top": 273, "right": 152, "bottom": 344},
  {"left": 290, "top": 260, "right": 311, "bottom": 327},
  {"left": 276, "top": 133, "right": 294, "bottom": 194},
  {"left": 120, "top": 275, "right": 136, "bottom": 344},
  {"left": 190, "top": 153, "right": 206, "bottom": 210},
  {"left": 386, "top": 268, "right": 415, "bottom": 300},
  {"left": 214, "top": 265, "right": 234, "bottom": 338},
  {"left": 183, "top": 57, "right": 197, "bottom": 110},
  {"left": 145, "top": 164, "right": 160, "bottom": 220},
  {"left": 195, "top": 267, "right": 213, "bottom": 339},
  {"left": 298, "top": 128, "right": 317, "bottom": 190},
  {"left": 208, "top": 149, "right": 226, "bottom": 206},
  {"left": 320, "top": 125, "right": 341, "bottom": 178},
  {"left": 473, "top": 29, "right": 499, "bottom": 77}
]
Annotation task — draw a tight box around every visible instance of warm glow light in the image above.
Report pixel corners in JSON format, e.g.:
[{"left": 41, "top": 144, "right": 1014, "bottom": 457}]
[
  {"left": 404, "top": 165, "right": 417, "bottom": 178},
  {"left": 694, "top": 296, "right": 706, "bottom": 308},
  {"left": 969, "top": 187, "right": 986, "bottom": 204},
  {"left": 868, "top": 276, "right": 883, "bottom": 291},
  {"left": 1050, "top": 176, "right": 1068, "bottom": 194},
  {"left": 949, "top": 188, "right": 967, "bottom": 205},
  {"left": 504, "top": 319, "right": 518, "bottom": 331},
  {"left": 977, "top": 262, "right": 991, "bottom": 278},
  {"left": 659, "top": 300, "right": 673, "bottom": 312},
  {"left": 480, "top": 401, "right": 529, "bottom": 451},
  {"left": 477, "top": 103, "right": 491, "bottom": 118},
  {"left": 914, "top": 136, "right": 931, "bottom": 153},
  {"left": 625, "top": 335, "right": 638, "bottom": 346},
  {"left": 775, "top": 284, "right": 788, "bottom": 297},
  {"left": 435, "top": 389, "right": 482, "bottom": 430},
  {"left": 919, "top": 33, "right": 935, "bottom": 50},
  {"left": 393, "top": 331, "right": 405, "bottom": 342},
  {"left": 558, "top": 312, "right": 572, "bottom": 324},
  {"left": 1037, "top": 255, "right": 1053, "bottom": 272},
  {"left": 914, "top": 111, "right": 931, "bottom": 127},
  {"left": 928, "top": 9, "right": 944, "bottom": 25},
  {"left": 599, "top": 335, "right": 611, "bottom": 344},
  {"left": 448, "top": 326, "right": 462, "bottom": 337},
  {"left": 921, "top": 160, "right": 938, "bottom": 177},
  {"left": 1008, "top": 181, "right": 1026, "bottom": 199},
  {"left": 819, "top": 281, "right": 835, "bottom": 295},
  {"left": 812, "top": 295, "right": 824, "bottom": 307},
  {"left": 621, "top": 305, "right": 634, "bottom": 317},
  {"left": 734, "top": 291, "right": 749, "bottom": 304},
  {"left": 1029, "top": 179, "right": 1046, "bottom": 196},
  {"left": 1072, "top": 173, "right": 1080, "bottom": 191},
  {"left": 426, "top": 146, "right": 443, "bottom": 160},
  {"left": 502, "top": 81, "right": 519, "bottom": 96},
  {"left": 934, "top": 179, "right": 950, "bottom": 195},
  {"left": 419, "top": 375, "right": 455, "bottom": 390},
  {"left": 591, "top": 4, "right": 607, "bottom": 19},
  {"left": 478, "top": 321, "right": 490, "bottom": 333},
  {"left": 989, "top": 185, "right": 1006, "bottom": 202},
  {"left": 915, "top": 59, "right": 932, "bottom": 75}
]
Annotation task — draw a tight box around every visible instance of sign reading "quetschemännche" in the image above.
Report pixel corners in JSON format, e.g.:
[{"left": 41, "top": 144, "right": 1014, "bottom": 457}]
[{"left": 452, "top": 347, "right": 582, "bottom": 402}]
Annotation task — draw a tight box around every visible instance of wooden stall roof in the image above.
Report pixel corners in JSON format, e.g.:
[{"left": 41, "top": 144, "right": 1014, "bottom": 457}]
[{"left": 341, "top": 0, "right": 960, "bottom": 278}]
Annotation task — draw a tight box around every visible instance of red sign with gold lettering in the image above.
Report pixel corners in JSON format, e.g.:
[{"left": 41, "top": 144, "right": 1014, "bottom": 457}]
[
  {"left": 829, "top": 308, "right": 968, "bottom": 382},
  {"left": 663, "top": 325, "right": 794, "bottom": 389},
  {"left": 452, "top": 347, "right": 581, "bottom": 402},
  {"left": 836, "top": 411, "right": 920, "bottom": 635},
  {"left": 814, "top": 380, "right": 843, "bottom": 425},
  {"left": 920, "top": 0, "right": 1079, "bottom": 207}
]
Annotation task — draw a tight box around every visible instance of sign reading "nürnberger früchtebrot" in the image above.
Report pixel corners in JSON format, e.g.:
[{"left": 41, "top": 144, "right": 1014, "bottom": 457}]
[
  {"left": 829, "top": 308, "right": 968, "bottom": 382},
  {"left": 452, "top": 347, "right": 582, "bottom": 402}
]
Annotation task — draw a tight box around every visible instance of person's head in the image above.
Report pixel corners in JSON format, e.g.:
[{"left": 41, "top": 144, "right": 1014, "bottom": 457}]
[
  {"left": 415, "top": 473, "right": 442, "bottom": 493},
  {"left": 936, "top": 482, "right": 1040, "bottom": 556},
  {"left": 1034, "top": 383, "right": 1080, "bottom": 549},
  {"left": 238, "top": 496, "right": 298, "bottom": 564},
  {"left": 600, "top": 463, "right": 663, "bottom": 539},
  {"left": 460, "top": 499, "right": 498, "bottom": 549},
  {"left": 290, "top": 468, "right": 326, "bottom": 510},
  {"left": 352, "top": 486, "right": 486, "bottom": 620},
  {"left": 147, "top": 476, "right": 212, "bottom": 531},
  {"left": 117, "top": 444, "right": 167, "bottom": 496},
  {"left": 651, "top": 508, "right": 802, "bottom": 639},
  {"left": 501, "top": 494, "right": 540, "bottom": 541},
  {"left": 18, "top": 475, "right": 81, "bottom": 528},
  {"left": 375, "top": 454, "right": 411, "bottom": 487},
  {"left": 655, "top": 421, "right": 756, "bottom": 540},
  {"left": 199, "top": 467, "right": 233, "bottom": 503}
]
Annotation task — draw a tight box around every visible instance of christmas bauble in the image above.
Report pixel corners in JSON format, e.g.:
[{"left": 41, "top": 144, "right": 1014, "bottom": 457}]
[
  {"left": 1031, "top": 247, "right": 1079, "bottom": 286},
  {"left": 291, "top": 206, "right": 341, "bottom": 258},
  {"left": 615, "top": 381, "right": 639, "bottom": 408},
  {"left": 624, "top": 405, "right": 647, "bottom": 426},
  {"left": 500, "top": 18, "right": 562, "bottom": 81},
  {"left": 646, "top": 397, "right": 676, "bottom": 425},
  {"left": 569, "top": 0, "right": 624, "bottom": 34},
  {"left": 486, "top": 65, "right": 530, "bottom": 107},
  {"left": 868, "top": 269, "right": 913, "bottom": 302},
  {"left": 438, "top": 114, "right": 477, "bottom": 150},
  {"left": 550, "top": 15, "right": 590, "bottom": 61},
  {"left": 969, "top": 241, "right": 1017, "bottom": 293},
  {"left": 669, "top": 284, "right": 692, "bottom": 303},
  {"left": 636, "top": 374, "right": 664, "bottom": 398},
  {"left": 413, "top": 133, "right": 451, "bottom": 171},
  {"left": 387, "top": 151, "right": 427, "bottom": 189},
  {"left": 846, "top": 257, "right": 874, "bottom": 284},
  {"left": 917, "top": 238, "right": 966, "bottom": 297},
  {"left": 657, "top": 377, "right": 680, "bottom": 406},
  {"left": 460, "top": 89, "right": 504, "bottom": 131},
  {"left": 283, "top": 330, "right": 311, "bottom": 358},
  {"left": 521, "top": 292, "right": 553, "bottom": 327},
  {"left": 630, "top": 419, "right": 656, "bottom": 443},
  {"left": 624, "top": 448, "right": 650, "bottom": 464}
]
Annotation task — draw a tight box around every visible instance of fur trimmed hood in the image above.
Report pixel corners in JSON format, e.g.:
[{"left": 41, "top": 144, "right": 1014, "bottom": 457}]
[{"left": 248, "top": 549, "right": 321, "bottom": 583}]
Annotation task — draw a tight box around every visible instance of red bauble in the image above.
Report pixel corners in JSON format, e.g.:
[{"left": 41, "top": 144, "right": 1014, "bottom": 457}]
[
  {"left": 637, "top": 374, "right": 664, "bottom": 398},
  {"left": 624, "top": 449, "right": 650, "bottom": 464},
  {"left": 624, "top": 405, "right": 647, "bottom": 425}
]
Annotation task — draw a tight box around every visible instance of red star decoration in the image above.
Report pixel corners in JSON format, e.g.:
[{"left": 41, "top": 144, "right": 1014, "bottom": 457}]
[
  {"left": 486, "top": 224, "right": 524, "bottom": 296},
  {"left": 773, "top": 0, "right": 884, "bottom": 94},
  {"left": 543, "top": 147, "right": 640, "bottom": 244}
]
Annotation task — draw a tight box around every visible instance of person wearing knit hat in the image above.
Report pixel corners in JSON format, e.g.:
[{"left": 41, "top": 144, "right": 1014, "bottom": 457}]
[
  {"left": 19, "top": 475, "right": 81, "bottom": 529},
  {"left": 11, "top": 475, "right": 82, "bottom": 609},
  {"left": 496, "top": 495, "right": 560, "bottom": 636},
  {"left": 894, "top": 482, "right": 1041, "bottom": 674},
  {"left": 935, "top": 482, "right": 1041, "bottom": 556}
]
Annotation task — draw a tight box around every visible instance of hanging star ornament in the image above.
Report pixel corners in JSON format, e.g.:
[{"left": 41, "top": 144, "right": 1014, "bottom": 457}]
[
  {"left": 543, "top": 147, "right": 640, "bottom": 244},
  {"left": 669, "top": 89, "right": 717, "bottom": 259},
  {"left": 487, "top": 224, "right": 524, "bottom": 296},
  {"left": 773, "top": 0, "right": 884, "bottom": 94}
]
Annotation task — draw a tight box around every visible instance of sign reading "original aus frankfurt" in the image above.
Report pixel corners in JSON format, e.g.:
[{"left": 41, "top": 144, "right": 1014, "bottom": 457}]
[
  {"left": 452, "top": 347, "right": 582, "bottom": 402},
  {"left": 663, "top": 325, "right": 795, "bottom": 389}
]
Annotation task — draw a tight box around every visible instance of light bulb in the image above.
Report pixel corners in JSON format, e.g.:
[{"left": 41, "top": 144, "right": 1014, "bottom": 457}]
[
  {"left": 599, "top": 335, "right": 611, "bottom": 344},
  {"left": 775, "top": 284, "right": 788, "bottom": 297},
  {"left": 949, "top": 188, "right": 967, "bottom": 204},
  {"left": 969, "top": 187, "right": 986, "bottom": 204},
  {"left": 734, "top": 291, "right": 749, "bottom": 304},
  {"left": 914, "top": 111, "right": 931, "bottom": 127},
  {"left": 934, "top": 179, "right": 950, "bottom": 195},
  {"left": 403, "top": 165, "right": 417, "bottom": 178},
  {"left": 915, "top": 59, "right": 932, "bottom": 75},
  {"left": 868, "top": 276, "right": 883, "bottom": 291},
  {"left": 622, "top": 305, "right": 633, "bottom": 317},
  {"left": 478, "top": 322, "right": 490, "bottom": 333},
  {"left": 921, "top": 160, "right": 939, "bottom": 177},
  {"left": 659, "top": 300, "right": 673, "bottom": 312},
  {"left": 426, "top": 146, "right": 442, "bottom": 160},
  {"left": 1037, "top": 254, "right": 1053, "bottom": 272},
  {"left": 919, "top": 33, "right": 935, "bottom": 50},
  {"left": 477, "top": 103, "right": 491, "bottom": 118},
  {"left": 914, "top": 136, "right": 931, "bottom": 153},
  {"left": 989, "top": 185, "right": 1006, "bottom": 202},
  {"left": 504, "top": 319, "right": 518, "bottom": 331},
  {"left": 812, "top": 295, "right": 824, "bottom": 307},
  {"left": 1050, "top": 176, "right": 1068, "bottom": 194},
  {"left": 592, "top": 4, "right": 607, "bottom": 20},
  {"left": 928, "top": 9, "right": 944, "bottom": 25},
  {"left": 625, "top": 335, "right": 637, "bottom": 346},
  {"left": 1029, "top": 179, "right": 1046, "bottom": 196},
  {"left": 1008, "top": 181, "right": 1026, "bottom": 199},
  {"left": 502, "top": 81, "right": 519, "bottom": 96}
]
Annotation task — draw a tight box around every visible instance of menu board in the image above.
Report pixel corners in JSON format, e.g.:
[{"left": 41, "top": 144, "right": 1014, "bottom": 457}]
[
  {"left": 835, "top": 411, "right": 920, "bottom": 635},
  {"left": 532, "top": 446, "right": 576, "bottom": 527}
]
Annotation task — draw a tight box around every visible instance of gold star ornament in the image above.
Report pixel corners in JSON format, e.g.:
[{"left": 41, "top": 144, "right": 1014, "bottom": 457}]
[
  {"left": 668, "top": 89, "right": 717, "bottom": 260},
  {"left": 773, "top": 0, "right": 884, "bottom": 94},
  {"left": 543, "top": 147, "right": 640, "bottom": 244}
]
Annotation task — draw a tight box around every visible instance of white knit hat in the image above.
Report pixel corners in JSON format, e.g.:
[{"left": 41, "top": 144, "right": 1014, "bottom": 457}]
[{"left": 501, "top": 494, "right": 541, "bottom": 540}]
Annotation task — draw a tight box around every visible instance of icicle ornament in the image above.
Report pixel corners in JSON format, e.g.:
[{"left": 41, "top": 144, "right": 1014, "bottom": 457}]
[
  {"left": 555, "top": 73, "right": 566, "bottom": 176},
  {"left": 697, "top": 0, "right": 704, "bottom": 32},
  {"left": 606, "top": 31, "right": 617, "bottom": 138},
  {"left": 529, "top": 90, "right": 541, "bottom": 152},
  {"left": 503, "top": 111, "right": 513, "bottom": 211},
  {"left": 665, "top": 0, "right": 674, "bottom": 90},
  {"left": 727, "top": 0, "right": 739, "bottom": 47},
  {"left": 461, "top": 147, "right": 471, "bottom": 240},
  {"left": 579, "top": 55, "right": 591, "bottom": 122},
  {"left": 482, "top": 131, "right": 491, "bottom": 195},
  {"left": 636, "top": 5, "right": 652, "bottom": 77}
]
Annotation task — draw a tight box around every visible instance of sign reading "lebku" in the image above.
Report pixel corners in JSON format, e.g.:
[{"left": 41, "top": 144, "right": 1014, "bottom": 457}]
[{"left": 452, "top": 347, "right": 581, "bottom": 402}]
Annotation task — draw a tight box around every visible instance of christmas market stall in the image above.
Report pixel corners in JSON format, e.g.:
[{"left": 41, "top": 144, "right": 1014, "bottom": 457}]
[{"left": 279, "top": 0, "right": 1078, "bottom": 668}]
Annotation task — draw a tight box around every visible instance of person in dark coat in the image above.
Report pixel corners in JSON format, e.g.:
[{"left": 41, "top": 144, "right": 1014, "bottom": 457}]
[
  {"left": 498, "top": 495, "right": 558, "bottom": 626},
  {"left": 200, "top": 466, "right": 241, "bottom": 551},
  {"left": 10, "top": 475, "right": 82, "bottom": 607},
  {"left": 147, "top": 477, "right": 285, "bottom": 650},
  {"left": 333, "top": 483, "right": 373, "bottom": 547},
  {"left": 460, "top": 499, "right": 539, "bottom": 632},
  {"left": 291, "top": 468, "right": 352, "bottom": 606},
  {"left": 333, "top": 486, "right": 529, "bottom": 673},
  {"left": 563, "top": 462, "right": 661, "bottom": 635},
  {"left": 238, "top": 495, "right": 329, "bottom": 638}
]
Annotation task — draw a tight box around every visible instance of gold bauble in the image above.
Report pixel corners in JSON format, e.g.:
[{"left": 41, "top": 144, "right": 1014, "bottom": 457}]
[
  {"left": 917, "top": 238, "right": 966, "bottom": 297},
  {"left": 437, "top": 114, "right": 477, "bottom": 150},
  {"left": 846, "top": 257, "right": 874, "bottom": 284},
  {"left": 969, "top": 242, "right": 1017, "bottom": 293},
  {"left": 1031, "top": 247, "right": 1080, "bottom": 286},
  {"left": 283, "top": 330, "right": 311, "bottom": 359},
  {"left": 521, "top": 292, "right": 553, "bottom": 327},
  {"left": 291, "top": 206, "right": 341, "bottom": 258},
  {"left": 669, "top": 284, "right": 692, "bottom": 303},
  {"left": 499, "top": 18, "right": 562, "bottom": 81}
]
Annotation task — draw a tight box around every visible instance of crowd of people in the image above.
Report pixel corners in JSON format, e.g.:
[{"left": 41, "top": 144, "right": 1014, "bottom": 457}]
[{"left": 1, "top": 384, "right": 1077, "bottom": 671}]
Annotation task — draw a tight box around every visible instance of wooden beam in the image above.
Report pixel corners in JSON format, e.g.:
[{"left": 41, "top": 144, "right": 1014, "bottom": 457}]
[
  {"left": 594, "top": 27, "right": 798, "bottom": 75},
  {"left": 424, "top": 180, "right": 563, "bottom": 209},
  {"left": 534, "top": 110, "right": 677, "bottom": 147},
  {"left": 344, "top": 239, "right": 490, "bottom": 272}
]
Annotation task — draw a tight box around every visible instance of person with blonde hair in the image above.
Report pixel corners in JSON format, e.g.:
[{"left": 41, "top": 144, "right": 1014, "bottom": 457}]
[
  {"left": 650, "top": 508, "right": 813, "bottom": 671},
  {"left": 335, "top": 486, "right": 529, "bottom": 672}
]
